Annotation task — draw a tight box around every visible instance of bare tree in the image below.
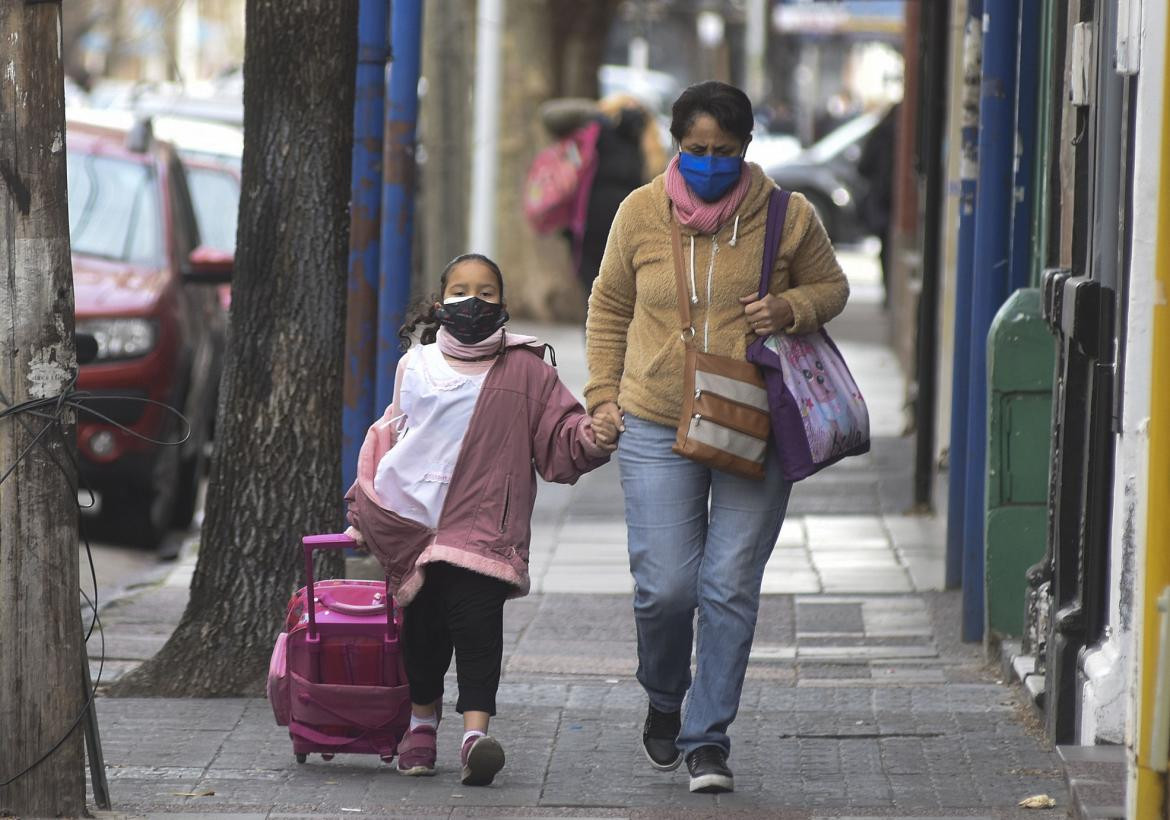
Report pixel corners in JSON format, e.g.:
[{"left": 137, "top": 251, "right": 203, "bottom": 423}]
[
  {"left": 110, "top": 0, "right": 358, "bottom": 696},
  {"left": 0, "top": 1, "right": 86, "bottom": 814}
]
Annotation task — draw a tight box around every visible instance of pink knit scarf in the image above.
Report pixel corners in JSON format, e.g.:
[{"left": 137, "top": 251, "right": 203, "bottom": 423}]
[
  {"left": 436, "top": 327, "right": 505, "bottom": 361},
  {"left": 664, "top": 152, "right": 752, "bottom": 235}
]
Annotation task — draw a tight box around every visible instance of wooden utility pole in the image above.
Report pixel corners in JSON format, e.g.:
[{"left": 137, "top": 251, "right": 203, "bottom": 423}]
[{"left": 0, "top": 1, "right": 87, "bottom": 815}]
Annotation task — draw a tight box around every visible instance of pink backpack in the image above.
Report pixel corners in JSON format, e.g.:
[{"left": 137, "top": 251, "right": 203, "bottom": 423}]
[{"left": 523, "top": 120, "right": 602, "bottom": 235}]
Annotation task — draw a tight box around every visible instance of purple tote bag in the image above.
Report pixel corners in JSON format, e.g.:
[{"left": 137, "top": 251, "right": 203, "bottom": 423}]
[{"left": 746, "top": 189, "right": 871, "bottom": 481}]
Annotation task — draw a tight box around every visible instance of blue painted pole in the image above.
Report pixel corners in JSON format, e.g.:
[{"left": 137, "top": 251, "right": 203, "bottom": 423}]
[
  {"left": 376, "top": 0, "right": 424, "bottom": 414},
  {"left": 945, "top": 0, "right": 983, "bottom": 591},
  {"left": 962, "top": 0, "right": 1019, "bottom": 642},
  {"left": 1007, "top": 0, "right": 1040, "bottom": 293},
  {"left": 342, "top": 0, "right": 389, "bottom": 492}
]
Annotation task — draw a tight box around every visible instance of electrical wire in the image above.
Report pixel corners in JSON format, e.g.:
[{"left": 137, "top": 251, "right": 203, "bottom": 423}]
[{"left": 0, "top": 374, "right": 190, "bottom": 788}]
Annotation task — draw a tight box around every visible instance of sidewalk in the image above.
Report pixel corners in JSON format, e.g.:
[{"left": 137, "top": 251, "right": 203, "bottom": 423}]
[{"left": 85, "top": 250, "right": 1068, "bottom": 817}]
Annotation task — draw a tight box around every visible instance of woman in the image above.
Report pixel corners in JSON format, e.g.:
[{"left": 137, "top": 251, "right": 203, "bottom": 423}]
[
  {"left": 576, "top": 95, "right": 667, "bottom": 299},
  {"left": 539, "top": 94, "right": 667, "bottom": 304},
  {"left": 585, "top": 81, "right": 848, "bottom": 794}
]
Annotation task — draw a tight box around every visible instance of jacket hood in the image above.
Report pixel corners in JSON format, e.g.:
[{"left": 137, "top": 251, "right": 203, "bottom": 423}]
[
  {"left": 500, "top": 330, "right": 541, "bottom": 349},
  {"left": 647, "top": 161, "right": 776, "bottom": 237}
]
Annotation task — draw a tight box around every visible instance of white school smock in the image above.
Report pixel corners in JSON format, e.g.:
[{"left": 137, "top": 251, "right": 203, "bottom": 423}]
[{"left": 373, "top": 343, "right": 488, "bottom": 529}]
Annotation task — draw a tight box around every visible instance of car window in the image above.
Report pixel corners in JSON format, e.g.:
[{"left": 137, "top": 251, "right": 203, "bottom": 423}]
[
  {"left": 804, "top": 112, "right": 882, "bottom": 165},
  {"left": 67, "top": 152, "right": 163, "bottom": 265},
  {"left": 185, "top": 166, "right": 239, "bottom": 253}
]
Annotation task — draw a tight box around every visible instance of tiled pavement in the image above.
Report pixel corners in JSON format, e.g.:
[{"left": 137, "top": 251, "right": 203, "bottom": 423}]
[{"left": 83, "top": 249, "right": 1068, "bottom": 817}]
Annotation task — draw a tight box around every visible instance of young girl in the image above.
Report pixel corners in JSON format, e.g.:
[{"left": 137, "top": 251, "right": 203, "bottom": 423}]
[{"left": 344, "top": 254, "right": 616, "bottom": 786}]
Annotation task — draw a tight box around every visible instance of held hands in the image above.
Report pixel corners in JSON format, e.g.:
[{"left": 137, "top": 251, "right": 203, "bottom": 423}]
[
  {"left": 740, "top": 292, "right": 794, "bottom": 336},
  {"left": 591, "top": 401, "right": 625, "bottom": 453}
]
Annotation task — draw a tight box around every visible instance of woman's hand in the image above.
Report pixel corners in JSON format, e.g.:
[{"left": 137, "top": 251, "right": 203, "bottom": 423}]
[
  {"left": 740, "top": 292, "right": 795, "bottom": 336},
  {"left": 591, "top": 401, "right": 625, "bottom": 451}
]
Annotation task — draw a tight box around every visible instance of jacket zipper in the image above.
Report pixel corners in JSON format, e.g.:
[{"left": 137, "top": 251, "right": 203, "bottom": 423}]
[{"left": 705, "top": 236, "right": 717, "bottom": 352}]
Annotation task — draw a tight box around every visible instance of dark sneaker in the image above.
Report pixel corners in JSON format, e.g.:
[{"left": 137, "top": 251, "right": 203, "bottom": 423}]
[
  {"left": 686, "top": 745, "right": 733, "bottom": 793},
  {"left": 460, "top": 734, "right": 505, "bottom": 786},
  {"left": 641, "top": 705, "right": 682, "bottom": 771},
  {"left": 396, "top": 724, "right": 437, "bottom": 776}
]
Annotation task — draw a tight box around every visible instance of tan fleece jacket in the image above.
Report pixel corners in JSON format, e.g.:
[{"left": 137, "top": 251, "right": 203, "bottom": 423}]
[{"left": 584, "top": 162, "right": 849, "bottom": 427}]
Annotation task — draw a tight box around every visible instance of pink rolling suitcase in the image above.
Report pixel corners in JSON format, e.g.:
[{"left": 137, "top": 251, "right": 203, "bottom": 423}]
[{"left": 267, "top": 533, "right": 411, "bottom": 764}]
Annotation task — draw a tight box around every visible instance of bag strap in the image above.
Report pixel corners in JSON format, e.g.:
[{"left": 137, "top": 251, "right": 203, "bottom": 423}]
[
  {"left": 669, "top": 207, "right": 695, "bottom": 339},
  {"left": 756, "top": 188, "right": 792, "bottom": 299}
]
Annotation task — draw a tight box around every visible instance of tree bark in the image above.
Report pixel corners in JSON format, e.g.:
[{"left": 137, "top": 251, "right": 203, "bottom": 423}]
[
  {"left": 109, "top": 0, "right": 358, "bottom": 697},
  {"left": 0, "top": 1, "right": 86, "bottom": 814},
  {"left": 548, "top": 0, "right": 619, "bottom": 100}
]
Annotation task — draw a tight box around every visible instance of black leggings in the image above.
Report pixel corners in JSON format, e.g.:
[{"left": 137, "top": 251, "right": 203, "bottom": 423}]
[{"left": 401, "top": 562, "right": 511, "bottom": 715}]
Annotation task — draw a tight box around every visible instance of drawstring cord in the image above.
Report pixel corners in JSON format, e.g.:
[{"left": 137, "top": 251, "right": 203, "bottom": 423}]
[
  {"left": 688, "top": 235, "right": 698, "bottom": 304},
  {"left": 730, "top": 215, "right": 740, "bottom": 247},
  {"left": 704, "top": 236, "right": 717, "bottom": 351}
]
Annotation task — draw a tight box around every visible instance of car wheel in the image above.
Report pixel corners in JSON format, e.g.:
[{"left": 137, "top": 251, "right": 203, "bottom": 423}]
[
  {"left": 802, "top": 191, "right": 836, "bottom": 243},
  {"left": 171, "top": 439, "right": 205, "bottom": 530},
  {"left": 105, "top": 437, "right": 181, "bottom": 551}
]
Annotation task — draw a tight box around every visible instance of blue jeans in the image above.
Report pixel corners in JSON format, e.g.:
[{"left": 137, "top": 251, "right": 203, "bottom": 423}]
[{"left": 618, "top": 414, "right": 792, "bottom": 758}]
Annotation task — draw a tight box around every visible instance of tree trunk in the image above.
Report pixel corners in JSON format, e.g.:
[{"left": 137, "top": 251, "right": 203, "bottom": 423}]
[
  {"left": 548, "top": 0, "right": 619, "bottom": 99},
  {"left": 493, "top": 0, "right": 618, "bottom": 324},
  {"left": 0, "top": 2, "right": 86, "bottom": 814},
  {"left": 109, "top": 0, "right": 358, "bottom": 697}
]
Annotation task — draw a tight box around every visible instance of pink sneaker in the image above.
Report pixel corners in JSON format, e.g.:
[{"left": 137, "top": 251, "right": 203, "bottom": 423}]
[
  {"left": 460, "top": 734, "right": 505, "bottom": 786},
  {"left": 396, "top": 724, "right": 437, "bottom": 776}
]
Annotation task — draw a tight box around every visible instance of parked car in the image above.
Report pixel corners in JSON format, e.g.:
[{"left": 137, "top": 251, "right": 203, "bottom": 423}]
[
  {"left": 67, "top": 107, "right": 241, "bottom": 267},
  {"left": 746, "top": 130, "right": 802, "bottom": 171},
  {"left": 761, "top": 110, "right": 882, "bottom": 245},
  {"left": 67, "top": 119, "right": 231, "bottom": 549}
]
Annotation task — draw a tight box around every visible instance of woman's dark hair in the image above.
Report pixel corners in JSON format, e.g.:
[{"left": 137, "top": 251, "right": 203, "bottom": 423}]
[
  {"left": 669, "top": 81, "right": 754, "bottom": 144},
  {"left": 398, "top": 253, "right": 505, "bottom": 350}
]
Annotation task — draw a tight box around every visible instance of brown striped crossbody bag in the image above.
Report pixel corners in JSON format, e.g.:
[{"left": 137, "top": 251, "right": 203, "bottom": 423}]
[{"left": 669, "top": 213, "right": 771, "bottom": 481}]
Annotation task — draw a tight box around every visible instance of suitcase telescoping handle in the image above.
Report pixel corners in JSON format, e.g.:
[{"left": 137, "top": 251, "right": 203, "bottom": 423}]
[{"left": 301, "top": 533, "right": 394, "bottom": 640}]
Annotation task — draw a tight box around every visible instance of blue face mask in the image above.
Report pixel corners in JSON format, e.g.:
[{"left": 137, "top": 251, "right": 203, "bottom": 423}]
[{"left": 678, "top": 151, "right": 744, "bottom": 202}]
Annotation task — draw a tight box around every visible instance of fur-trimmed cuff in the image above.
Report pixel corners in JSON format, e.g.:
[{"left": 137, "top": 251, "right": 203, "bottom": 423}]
[
  {"left": 417, "top": 544, "right": 529, "bottom": 594},
  {"left": 395, "top": 567, "right": 425, "bottom": 607}
]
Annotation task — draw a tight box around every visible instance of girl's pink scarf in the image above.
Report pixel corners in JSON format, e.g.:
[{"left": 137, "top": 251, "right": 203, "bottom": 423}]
[
  {"left": 436, "top": 326, "right": 505, "bottom": 361},
  {"left": 664, "top": 152, "right": 752, "bottom": 235}
]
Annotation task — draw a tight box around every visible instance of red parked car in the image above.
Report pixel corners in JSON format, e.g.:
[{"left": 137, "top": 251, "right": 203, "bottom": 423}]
[{"left": 67, "top": 119, "right": 231, "bottom": 549}]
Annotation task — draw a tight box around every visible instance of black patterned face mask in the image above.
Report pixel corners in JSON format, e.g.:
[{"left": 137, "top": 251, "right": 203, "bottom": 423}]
[{"left": 435, "top": 296, "right": 509, "bottom": 344}]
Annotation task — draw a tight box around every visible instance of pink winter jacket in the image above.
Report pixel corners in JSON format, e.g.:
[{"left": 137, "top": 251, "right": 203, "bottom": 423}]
[{"left": 344, "top": 340, "right": 609, "bottom": 605}]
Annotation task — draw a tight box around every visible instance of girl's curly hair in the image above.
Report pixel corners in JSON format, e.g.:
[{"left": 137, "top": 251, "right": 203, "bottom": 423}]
[{"left": 398, "top": 253, "right": 506, "bottom": 351}]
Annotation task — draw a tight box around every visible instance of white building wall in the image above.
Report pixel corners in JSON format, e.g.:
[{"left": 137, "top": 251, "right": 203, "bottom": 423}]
[{"left": 1076, "top": 0, "right": 1164, "bottom": 748}]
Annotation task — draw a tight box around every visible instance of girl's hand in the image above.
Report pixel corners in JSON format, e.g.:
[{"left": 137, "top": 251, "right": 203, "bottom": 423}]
[
  {"left": 591, "top": 401, "right": 624, "bottom": 451},
  {"left": 591, "top": 416, "right": 620, "bottom": 452},
  {"left": 740, "top": 292, "right": 794, "bottom": 336}
]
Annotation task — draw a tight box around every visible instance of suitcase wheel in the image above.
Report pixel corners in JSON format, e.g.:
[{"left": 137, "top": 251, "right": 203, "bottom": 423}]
[
  {"left": 295, "top": 754, "right": 307, "bottom": 764},
  {"left": 380, "top": 754, "right": 395, "bottom": 765},
  {"left": 321, "top": 754, "right": 334, "bottom": 761}
]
